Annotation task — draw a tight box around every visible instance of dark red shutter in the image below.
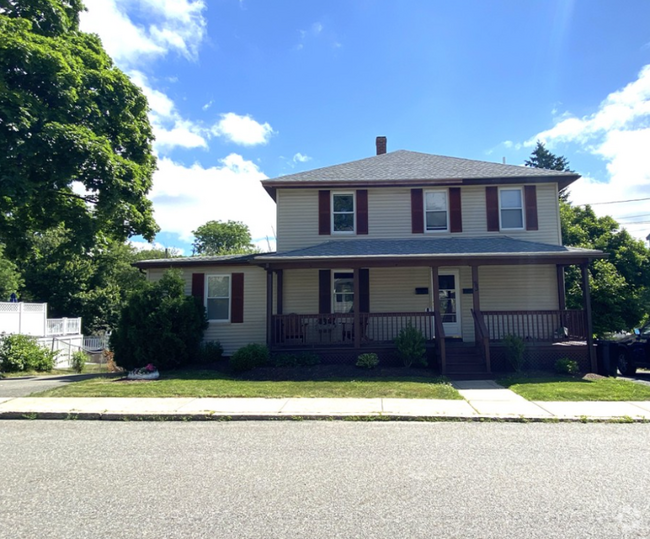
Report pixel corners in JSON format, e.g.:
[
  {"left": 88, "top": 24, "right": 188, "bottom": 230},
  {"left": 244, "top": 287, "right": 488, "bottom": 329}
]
[
  {"left": 231, "top": 273, "right": 244, "bottom": 323},
  {"left": 525, "top": 185, "right": 539, "bottom": 231},
  {"left": 486, "top": 186, "right": 499, "bottom": 232},
  {"left": 411, "top": 189, "right": 424, "bottom": 234},
  {"left": 191, "top": 273, "right": 204, "bottom": 300},
  {"left": 318, "top": 190, "right": 330, "bottom": 235},
  {"left": 356, "top": 190, "right": 368, "bottom": 235},
  {"left": 449, "top": 187, "right": 462, "bottom": 233},
  {"left": 318, "top": 270, "right": 331, "bottom": 314},
  {"left": 359, "top": 269, "right": 370, "bottom": 313}
]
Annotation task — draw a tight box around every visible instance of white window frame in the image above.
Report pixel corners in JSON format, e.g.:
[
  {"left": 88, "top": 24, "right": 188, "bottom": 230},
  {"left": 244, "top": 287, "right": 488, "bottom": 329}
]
[
  {"left": 332, "top": 270, "right": 354, "bottom": 314},
  {"left": 205, "top": 274, "right": 231, "bottom": 322},
  {"left": 331, "top": 192, "right": 356, "bottom": 234},
  {"left": 498, "top": 187, "right": 525, "bottom": 231},
  {"left": 423, "top": 189, "right": 449, "bottom": 233}
]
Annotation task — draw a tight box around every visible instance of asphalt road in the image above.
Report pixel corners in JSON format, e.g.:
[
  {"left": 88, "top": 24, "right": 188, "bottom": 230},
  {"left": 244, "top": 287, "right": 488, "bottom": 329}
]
[
  {"left": 0, "top": 374, "right": 110, "bottom": 398},
  {"left": 1, "top": 422, "right": 650, "bottom": 538}
]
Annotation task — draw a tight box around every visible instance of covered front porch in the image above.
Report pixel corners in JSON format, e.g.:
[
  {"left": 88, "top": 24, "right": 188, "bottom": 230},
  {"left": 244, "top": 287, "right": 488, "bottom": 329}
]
[{"left": 256, "top": 238, "right": 605, "bottom": 374}]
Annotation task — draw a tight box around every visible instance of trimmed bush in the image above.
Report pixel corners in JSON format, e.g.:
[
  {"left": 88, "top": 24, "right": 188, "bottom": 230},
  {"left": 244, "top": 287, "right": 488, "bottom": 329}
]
[
  {"left": 230, "top": 344, "right": 269, "bottom": 372},
  {"left": 503, "top": 334, "right": 526, "bottom": 372},
  {"left": 110, "top": 270, "right": 208, "bottom": 371},
  {"left": 196, "top": 341, "right": 224, "bottom": 364},
  {"left": 555, "top": 358, "right": 579, "bottom": 375},
  {"left": 395, "top": 325, "right": 427, "bottom": 368},
  {"left": 356, "top": 353, "right": 379, "bottom": 369},
  {"left": 71, "top": 350, "right": 87, "bottom": 373},
  {"left": 0, "top": 334, "right": 57, "bottom": 373}
]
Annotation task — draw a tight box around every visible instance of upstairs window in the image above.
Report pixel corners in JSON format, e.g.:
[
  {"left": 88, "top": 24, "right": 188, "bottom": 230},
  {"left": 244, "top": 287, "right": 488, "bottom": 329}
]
[
  {"left": 206, "top": 275, "right": 230, "bottom": 321},
  {"left": 424, "top": 190, "right": 448, "bottom": 232},
  {"left": 499, "top": 188, "right": 524, "bottom": 230},
  {"left": 332, "top": 193, "right": 355, "bottom": 233}
]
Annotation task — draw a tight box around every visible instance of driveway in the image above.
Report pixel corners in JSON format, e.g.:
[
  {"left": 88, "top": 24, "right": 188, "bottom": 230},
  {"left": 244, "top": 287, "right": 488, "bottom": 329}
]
[{"left": 0, "top": 374, "right": 112, "bottom": 398}]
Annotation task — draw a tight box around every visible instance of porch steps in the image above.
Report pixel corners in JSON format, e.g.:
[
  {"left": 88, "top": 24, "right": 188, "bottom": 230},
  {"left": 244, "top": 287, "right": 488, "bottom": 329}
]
[{"left": 445, "top": 343, "right": 488, "bottom": 376}]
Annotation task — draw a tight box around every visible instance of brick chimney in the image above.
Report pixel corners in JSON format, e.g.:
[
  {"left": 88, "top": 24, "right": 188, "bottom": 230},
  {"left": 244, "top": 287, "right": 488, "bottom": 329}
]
[{"left": 376, "top": 136, "right": 387, "bottom": 155}]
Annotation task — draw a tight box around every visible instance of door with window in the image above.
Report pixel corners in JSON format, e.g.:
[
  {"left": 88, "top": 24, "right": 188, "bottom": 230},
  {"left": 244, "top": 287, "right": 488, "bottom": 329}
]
[{"left": 433, "top": 271, "right": 461, "bottom": 337}]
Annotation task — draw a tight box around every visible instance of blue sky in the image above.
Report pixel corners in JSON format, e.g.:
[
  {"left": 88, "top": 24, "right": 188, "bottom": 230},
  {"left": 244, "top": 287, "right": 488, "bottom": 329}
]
[{"left": 80, "top": 0, "right": 650, "bottom": 253}]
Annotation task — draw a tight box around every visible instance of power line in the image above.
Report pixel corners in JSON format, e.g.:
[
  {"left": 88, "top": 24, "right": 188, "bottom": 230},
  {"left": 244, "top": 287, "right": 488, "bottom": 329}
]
[{"left": 580, "top": 197, "right": 650, "bottom": 206}]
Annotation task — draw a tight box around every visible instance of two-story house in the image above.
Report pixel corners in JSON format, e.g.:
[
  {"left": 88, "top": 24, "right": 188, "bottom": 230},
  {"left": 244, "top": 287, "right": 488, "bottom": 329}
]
[{"left": 136, "top": 137, "right": 605, "bottom": 374}]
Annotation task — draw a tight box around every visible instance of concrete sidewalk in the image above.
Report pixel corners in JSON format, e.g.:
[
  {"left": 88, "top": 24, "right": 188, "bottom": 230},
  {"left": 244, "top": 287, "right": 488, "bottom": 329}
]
[{"left": 1, "top": 380, "right": 649, "bottom": 421}]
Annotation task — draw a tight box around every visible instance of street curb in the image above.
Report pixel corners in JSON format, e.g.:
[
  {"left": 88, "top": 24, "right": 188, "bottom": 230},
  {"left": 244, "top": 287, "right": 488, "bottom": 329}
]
[{"left": 0, "top": 411, "right": 646, "bottom": 423}]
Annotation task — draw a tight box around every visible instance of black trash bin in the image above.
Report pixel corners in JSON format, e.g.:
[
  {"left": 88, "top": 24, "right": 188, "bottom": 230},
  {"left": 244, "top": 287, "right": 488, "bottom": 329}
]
[{"left": 596, "top": 340, "right": 619, "bottom": 377}]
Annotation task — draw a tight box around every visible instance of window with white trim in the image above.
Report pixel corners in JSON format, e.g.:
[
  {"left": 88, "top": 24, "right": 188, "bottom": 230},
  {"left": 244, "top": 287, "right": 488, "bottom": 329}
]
[
  {"left": 333, "top": 271, "right": 354, "bottom": 313},
  {"left": 424, "top": 190, "right": 448, "bottom": 232},
  {"left": 499, "top": 188, "right": 524, "bottom": 230},
  {"left": 332, "top": 193, "right": 355, "bottom": 233},
  {"left": 206, "top": 275, "right": 230, "bottom": 321}
]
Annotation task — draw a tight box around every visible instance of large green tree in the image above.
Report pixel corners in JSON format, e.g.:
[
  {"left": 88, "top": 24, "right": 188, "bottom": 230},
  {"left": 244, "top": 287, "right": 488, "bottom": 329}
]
[
  {"left": 0, "top": 0, "right": 158, "bottom": 258},
  {"left": 0, "top": 243, "right": 22, "bottom": 300},
  {"left": 524, "top": 144, "right": 650, "bottom": 334},
  {"left": 192, "top": 220, "right": 257, "bottom": 256}
]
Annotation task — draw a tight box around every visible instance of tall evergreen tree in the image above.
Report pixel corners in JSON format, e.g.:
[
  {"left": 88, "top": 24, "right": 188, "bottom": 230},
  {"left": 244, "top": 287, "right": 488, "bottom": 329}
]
[{"left": 524, "top": 140, "right": 573, "bottom": 201}]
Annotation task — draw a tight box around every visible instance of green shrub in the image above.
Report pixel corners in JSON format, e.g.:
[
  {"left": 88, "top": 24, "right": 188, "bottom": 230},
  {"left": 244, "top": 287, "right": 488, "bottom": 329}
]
[
  {"left": 555, "top": 358, "right": 579, "bottom": 375},
  {"left": 0, "top": 334, "right": 57, "bottom": 373},
  {"left": 503, "top": 334, "right": 526, "bottom": 372},
  {"left": 356, "top": 353, "right": 379, "bottom": 369},
  {"left": 110, "top": 270, "right": 208, "bottom": 371},
  {"left": 395, "top": 325, "right": 427, "bottom": 368},
  {"left": 296, "top": 352, "right": 320, "bottom": 366},
  {"left": 196, "top": 341, "right": 224, "bottom": 364},
  {"left": 71, "top": 350, "right": 87, "bottom": 373},
  {"left": 230, "top": 343, "right": 269, "bottom": 372}
]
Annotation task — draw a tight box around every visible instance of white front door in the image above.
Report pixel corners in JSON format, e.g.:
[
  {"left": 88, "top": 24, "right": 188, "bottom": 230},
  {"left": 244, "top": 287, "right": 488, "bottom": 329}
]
[{"left": 433, "top": 270, "right": 461, "bottom": 338}]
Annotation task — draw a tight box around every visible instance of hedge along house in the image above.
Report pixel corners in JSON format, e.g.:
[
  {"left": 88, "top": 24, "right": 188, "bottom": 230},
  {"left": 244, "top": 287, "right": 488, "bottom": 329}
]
[{"left": 135, "top": 138, "right": 606, "bottom": 375}]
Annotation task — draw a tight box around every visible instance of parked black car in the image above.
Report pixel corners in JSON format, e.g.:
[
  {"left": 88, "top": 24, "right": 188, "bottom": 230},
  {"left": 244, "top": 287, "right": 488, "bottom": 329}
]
[{"left": 611, "top": 323, "right": 650, "bottom": 375}]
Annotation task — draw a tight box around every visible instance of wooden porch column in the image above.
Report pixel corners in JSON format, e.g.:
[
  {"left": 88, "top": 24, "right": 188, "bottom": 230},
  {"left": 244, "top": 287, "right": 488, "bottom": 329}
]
[
  {"left": 471, "top": 264, "right": 490, "bottom": 373},
  {"left": 556, "top": 265, "right": 566, "bottom": 310},
  {"left": 266, "top": 269, "right": 273, "bottom": 347},
  {"left": 353, "top": 268, "right": 361, "bottom": 349},
  {"left": 581, "top": 263, "right": 597, "bottom": 372},
  {"left": 471, "top": 265, "right": 481, "bottom": 312},
  {"left": 276, "top": 270, "right": 283, "bottom": 315},
  {"left": 431, "top": 266, "right": 445, "bottom": 374}
]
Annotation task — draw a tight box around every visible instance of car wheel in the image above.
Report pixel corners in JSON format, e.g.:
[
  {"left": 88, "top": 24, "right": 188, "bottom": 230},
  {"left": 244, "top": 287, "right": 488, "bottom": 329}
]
[{"left": 618, "top": 349, "right": 637, "bottom": 376}]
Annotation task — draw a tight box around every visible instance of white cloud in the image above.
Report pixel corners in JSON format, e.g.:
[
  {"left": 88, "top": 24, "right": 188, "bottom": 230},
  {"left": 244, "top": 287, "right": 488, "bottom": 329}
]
[
  {"left": 80, "top": 0, "right": 206, "bottom": 67},
  {"left": 211, "top": 113, "right": 274, "bottom": 146},
  {"left": 526, "top": 64, "right": 650, "bottom": 241},
  {"left": 292, "top": 152, "right": 311, "bottom": 163},
  {"left": 149, "top": 155, "right": 276, "bottom": 249},
  {"left": 128, "top": 71, "right": 207, "bottom": 152},
  {"left": 129, "top": 240, "right": 185, "bottom": 256}
]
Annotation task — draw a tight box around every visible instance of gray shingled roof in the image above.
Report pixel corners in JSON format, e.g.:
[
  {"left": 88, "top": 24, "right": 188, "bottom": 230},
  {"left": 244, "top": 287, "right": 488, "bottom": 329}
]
[
  {"left": 262, "top": 150, "right": 579, "bottom": 186},
  {"left": 256, "top": 238, "right": 603, "bottom": 260},
  {"left": 133, "top": 253, "right": 261, "bottom": 269}
]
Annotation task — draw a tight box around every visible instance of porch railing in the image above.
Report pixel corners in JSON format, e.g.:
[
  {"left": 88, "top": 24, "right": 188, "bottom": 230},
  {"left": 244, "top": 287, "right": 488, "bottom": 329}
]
[
  {"left": 482, "top": 310, "right": 586, "bottom": 342},
  {"left": 271, "top": 312, "right": 436, "bottom": 347},
  {"left": 46, "top": 317, "right": 82, "bottom": 337}
]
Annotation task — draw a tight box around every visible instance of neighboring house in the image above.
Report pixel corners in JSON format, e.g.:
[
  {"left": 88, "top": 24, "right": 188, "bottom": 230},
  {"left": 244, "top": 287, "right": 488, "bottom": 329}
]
[
  {"left": 0, "top": 302, "right": 83, "bottom": 367},
  {"left": 136, "top": 137, "right": 605, "bottom": 374}
]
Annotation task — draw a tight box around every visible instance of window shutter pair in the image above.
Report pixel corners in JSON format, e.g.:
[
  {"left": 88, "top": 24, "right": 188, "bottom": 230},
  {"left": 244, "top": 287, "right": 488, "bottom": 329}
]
[
  {"left": 318, "top": 190, "right": 368, "bottom": 235},
  {"left": 318, "top": 269, "right": 369, "bottom": 313},
  {"left": 411, "top": 188, "right": 462, "bottom": 233},
  {"left": 485, "top": 185, "right": 538, "bottom": 231},
  {"left": 191, "top": 273, "right": 244, "bottom": 323}
]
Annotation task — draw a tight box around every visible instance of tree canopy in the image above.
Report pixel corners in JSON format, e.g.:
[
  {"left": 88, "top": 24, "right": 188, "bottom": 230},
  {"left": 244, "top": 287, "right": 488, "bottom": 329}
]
[
  {"left": 192, "top": 220, "right": 257, "bottom": 256},
  {"left": 0, "top": 0, "right": 158, "bottom": 258},
  {"left": 524, "top": 140, "right": 573, "bottom": 201}
]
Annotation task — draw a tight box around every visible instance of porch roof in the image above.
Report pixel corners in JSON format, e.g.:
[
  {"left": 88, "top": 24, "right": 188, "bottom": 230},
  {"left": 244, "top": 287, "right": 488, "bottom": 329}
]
[{"left": 255, "top": 237, "right": 605, "bottom": 266}]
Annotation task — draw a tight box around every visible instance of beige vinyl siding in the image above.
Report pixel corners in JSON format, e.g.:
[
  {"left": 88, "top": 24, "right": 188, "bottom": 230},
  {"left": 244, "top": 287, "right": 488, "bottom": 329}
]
[
  {"left": 147, "top": 265, "right": 267, "bottom": 356},
  {"left": 282, "top": 269, "right": 319, "bottom": 314},
  {"left": 369, "top": 267, "right": 431, "bottom": 312},
  {"left": 276, "top": 184, "right": 562, "bottom": 251},
  {"left": 479, "top": 265, "right": 559, "bottom": 311}
]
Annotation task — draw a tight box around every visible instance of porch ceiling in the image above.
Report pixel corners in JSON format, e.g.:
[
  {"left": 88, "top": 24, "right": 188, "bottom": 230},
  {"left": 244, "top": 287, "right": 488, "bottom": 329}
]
[{"left": 255, "top": 237, "right": 606, "bottom": 269}]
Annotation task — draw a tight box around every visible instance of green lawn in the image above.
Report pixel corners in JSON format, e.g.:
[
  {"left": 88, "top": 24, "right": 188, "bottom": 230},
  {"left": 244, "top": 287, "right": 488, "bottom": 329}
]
[
  {"left": 32, "top": 369, "right": 463, "bottom": 399},
  {"left": 0, "top": 364, "right": 111, "bottom": 379},
  {"left": 498, "top": 375, "right": 650, "bottom": 401}
]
